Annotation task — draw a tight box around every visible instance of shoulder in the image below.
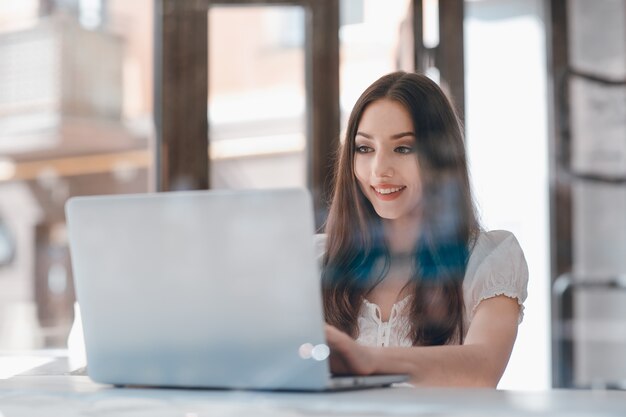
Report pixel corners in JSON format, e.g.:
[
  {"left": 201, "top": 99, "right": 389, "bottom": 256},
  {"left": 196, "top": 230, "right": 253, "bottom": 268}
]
[
  {"left": 314, "top": 233, "right": 327, "bottom": 251},
  {"left": 466, "top": 230, "right": 526, "bottom": 275},
  {"left": 314, "top": 234, "right": 327, "bottom": 264},
  {"left": 463, "top": 230, "right": 529, "bottom": 323}
]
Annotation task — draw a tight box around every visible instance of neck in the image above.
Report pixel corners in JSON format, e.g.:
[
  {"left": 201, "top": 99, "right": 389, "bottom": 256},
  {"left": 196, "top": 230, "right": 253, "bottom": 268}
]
[{"left": 382, "top": 214, "right": 421, "bottom": 256}]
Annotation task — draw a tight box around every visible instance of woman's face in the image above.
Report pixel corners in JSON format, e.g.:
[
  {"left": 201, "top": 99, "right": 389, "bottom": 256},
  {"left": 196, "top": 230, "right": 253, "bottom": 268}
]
[{"left": 353, "top": 99, "right": 423, "bottom": 222}]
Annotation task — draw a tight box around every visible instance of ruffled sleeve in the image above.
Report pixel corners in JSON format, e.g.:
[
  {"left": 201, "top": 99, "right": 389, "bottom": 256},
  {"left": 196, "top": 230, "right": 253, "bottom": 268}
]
[{"left": 463, "top": 230, "right": 529, "bottom": 324}]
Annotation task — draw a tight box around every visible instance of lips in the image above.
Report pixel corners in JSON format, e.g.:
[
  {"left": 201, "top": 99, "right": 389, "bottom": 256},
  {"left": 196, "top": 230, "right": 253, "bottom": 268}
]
[{"left": 371, "top": 185, "right": 406, "bottom": 201}]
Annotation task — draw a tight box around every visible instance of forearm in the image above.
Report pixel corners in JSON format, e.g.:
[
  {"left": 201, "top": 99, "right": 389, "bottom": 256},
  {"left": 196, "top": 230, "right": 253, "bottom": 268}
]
[
  {"left": 327, "top": 297, "right": 520, "bottom": 387},
  {"left": 371, "top": 344, "right": 506, "bottom": 387}
]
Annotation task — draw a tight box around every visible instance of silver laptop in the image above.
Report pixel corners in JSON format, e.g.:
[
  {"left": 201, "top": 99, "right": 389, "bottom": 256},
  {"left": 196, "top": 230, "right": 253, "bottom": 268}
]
[{"left": 65, "top": 188, "right": 408, "bottom": 391}]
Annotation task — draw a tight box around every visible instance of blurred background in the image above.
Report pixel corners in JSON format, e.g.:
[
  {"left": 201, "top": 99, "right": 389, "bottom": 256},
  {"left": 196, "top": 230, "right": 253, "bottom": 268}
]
[{"left": 0, "top": 0, "right": 624, "bottom": 391}]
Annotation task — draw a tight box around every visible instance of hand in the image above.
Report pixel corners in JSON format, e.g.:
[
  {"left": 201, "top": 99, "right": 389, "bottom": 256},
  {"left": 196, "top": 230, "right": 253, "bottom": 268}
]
[{"left": 325, "top": 324, "right": 377, "bottom": 376}]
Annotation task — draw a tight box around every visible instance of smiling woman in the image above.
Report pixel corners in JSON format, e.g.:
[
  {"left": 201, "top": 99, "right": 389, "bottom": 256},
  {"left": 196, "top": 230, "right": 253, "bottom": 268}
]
[
  {"left": 320, "top": 71, "right": 529, "bottom": 387},
  {"left": 353, "top": 99, "right": 422, "bottom": 222}
]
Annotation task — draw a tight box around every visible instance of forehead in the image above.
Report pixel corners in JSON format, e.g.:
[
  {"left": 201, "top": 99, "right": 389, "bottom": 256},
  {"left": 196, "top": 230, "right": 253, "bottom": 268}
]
[{"left": 357, "top": 99, "right": 414, "bottom": 134}]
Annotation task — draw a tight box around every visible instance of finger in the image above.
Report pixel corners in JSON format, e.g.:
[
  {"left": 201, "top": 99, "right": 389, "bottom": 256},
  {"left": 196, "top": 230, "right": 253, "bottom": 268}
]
[{"left": 329, "top": 351, "right": 351, "bottom": 375}]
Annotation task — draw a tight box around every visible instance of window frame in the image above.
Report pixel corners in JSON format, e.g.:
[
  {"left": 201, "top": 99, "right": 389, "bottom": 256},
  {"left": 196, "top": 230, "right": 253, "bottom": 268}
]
[{"left": 153, "top": 0, "right": 465, "bottom": 227}]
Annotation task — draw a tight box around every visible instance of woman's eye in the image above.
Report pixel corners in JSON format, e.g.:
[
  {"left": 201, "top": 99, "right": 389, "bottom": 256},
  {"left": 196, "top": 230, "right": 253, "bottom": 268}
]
[
  {"left": 395, "top": 146, "right": 414, "bottom": 154},
  {"left": 356, "top": 145, "right": 373, "bottom": 153}
]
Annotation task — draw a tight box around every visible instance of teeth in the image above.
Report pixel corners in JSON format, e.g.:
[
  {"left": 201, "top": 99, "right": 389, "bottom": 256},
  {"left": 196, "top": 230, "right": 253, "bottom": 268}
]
[{"left": 375, "top": 187, "right": 404, "bottom": 195}]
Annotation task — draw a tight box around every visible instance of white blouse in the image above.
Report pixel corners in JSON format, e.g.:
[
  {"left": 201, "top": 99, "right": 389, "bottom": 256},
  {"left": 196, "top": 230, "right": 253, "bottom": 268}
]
[{"left": 315, "top": 230, "right": 529, "bottom": 348}]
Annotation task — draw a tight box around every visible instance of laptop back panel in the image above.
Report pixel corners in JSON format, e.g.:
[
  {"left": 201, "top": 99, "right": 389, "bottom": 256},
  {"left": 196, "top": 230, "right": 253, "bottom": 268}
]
[{"left": 66, "top": 189, "right": 331, "bottom": 390}]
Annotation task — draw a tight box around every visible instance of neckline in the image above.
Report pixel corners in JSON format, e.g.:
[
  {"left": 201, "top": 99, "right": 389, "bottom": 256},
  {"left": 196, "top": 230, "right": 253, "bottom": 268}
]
[
  {"left": 362, "top": 294, "right": 413, "bottom": 323},
  {"left": 363, "top": 294, "right": 412, "bottom": 309}
]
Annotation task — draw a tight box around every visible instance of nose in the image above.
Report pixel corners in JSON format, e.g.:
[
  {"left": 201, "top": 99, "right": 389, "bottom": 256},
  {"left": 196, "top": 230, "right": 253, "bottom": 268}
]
[{"left": 373, "top": 151, "right": 394, "bottom": 178}]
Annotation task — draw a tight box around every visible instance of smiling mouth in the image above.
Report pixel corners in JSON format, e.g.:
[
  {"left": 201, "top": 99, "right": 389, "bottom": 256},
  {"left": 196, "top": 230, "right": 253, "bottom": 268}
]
[{"left": 372, "top": 186, "right": 406, "bottom": 196}]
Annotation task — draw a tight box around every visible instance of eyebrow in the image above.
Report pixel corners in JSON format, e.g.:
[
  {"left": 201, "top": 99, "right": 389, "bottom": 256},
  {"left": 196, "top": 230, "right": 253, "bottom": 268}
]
[{"left": 356, "top": 131, "right": 415, "bottom": 140}]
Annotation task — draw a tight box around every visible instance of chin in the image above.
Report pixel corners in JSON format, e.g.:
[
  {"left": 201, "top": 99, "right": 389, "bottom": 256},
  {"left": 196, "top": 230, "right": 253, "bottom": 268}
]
[
  {"left": 373, "top": 204, "right": 420, "bottom": 222},
  {"left": 373, "top": 208, "right": 403, "bottom": 220}
]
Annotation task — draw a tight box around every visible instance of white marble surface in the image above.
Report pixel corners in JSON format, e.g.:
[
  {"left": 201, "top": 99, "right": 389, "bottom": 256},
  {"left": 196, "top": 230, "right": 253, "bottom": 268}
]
[{"left": 1, "top": 374, "right": 626, "bottom": 417}]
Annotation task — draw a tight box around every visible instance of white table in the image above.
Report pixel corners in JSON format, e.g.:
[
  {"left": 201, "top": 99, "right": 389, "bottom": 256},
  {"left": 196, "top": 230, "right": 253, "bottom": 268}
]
[
  {"left": 2, "top": 371, "right": 626, "bottom": 417},
  {"left": 1, "top": 353, "right": 626, "bottom": 416}
]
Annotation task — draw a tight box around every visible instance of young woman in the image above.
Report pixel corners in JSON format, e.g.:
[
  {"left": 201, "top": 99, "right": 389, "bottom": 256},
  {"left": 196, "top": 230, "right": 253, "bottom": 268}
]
[{"left": 319, "top": 71, "right": 528, "bottom": 387}]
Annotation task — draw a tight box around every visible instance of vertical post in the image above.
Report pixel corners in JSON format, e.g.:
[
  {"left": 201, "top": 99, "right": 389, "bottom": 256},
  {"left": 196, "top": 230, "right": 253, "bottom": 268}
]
[
  {"left": 436, "top": 0, "right": 465, "bottom": 122},
  {"left": 154, "top": 0, "right": 209, "bottom": 192},
  {"left": 306, "top": 0, "right": 340, "bottom": 229},
  {"left": 546, "top": 0, "right": 572, "bottom": 388},
  {"left": 412, "top": 0, "right": 425, "bottom": 73}
]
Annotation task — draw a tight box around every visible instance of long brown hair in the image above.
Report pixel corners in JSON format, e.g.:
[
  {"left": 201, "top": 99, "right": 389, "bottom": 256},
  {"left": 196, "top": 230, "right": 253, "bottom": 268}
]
[{"left": 322, "top": 71, "right": 480, "bottom": 346}]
